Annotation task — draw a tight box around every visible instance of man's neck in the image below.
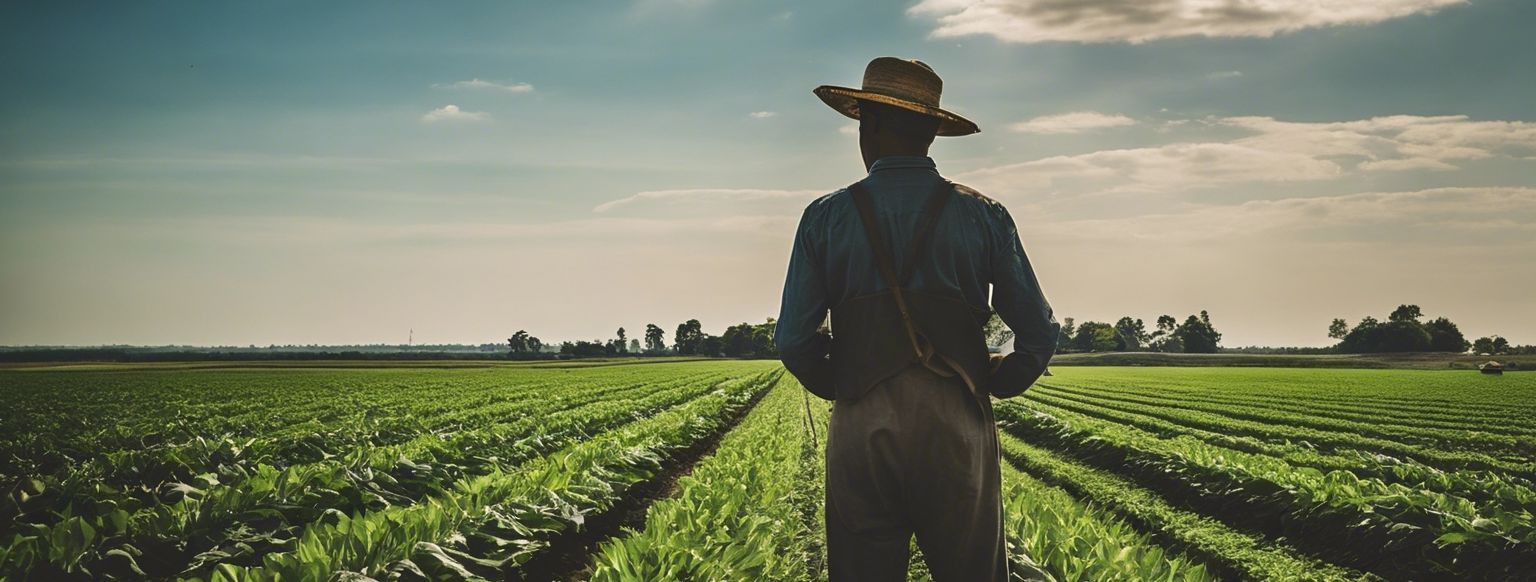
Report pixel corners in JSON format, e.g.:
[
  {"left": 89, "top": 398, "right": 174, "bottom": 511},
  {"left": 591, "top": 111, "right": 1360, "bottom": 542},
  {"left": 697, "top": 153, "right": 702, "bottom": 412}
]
[{"left": 863, "top": 146, "right": 931, "bottom": 171}]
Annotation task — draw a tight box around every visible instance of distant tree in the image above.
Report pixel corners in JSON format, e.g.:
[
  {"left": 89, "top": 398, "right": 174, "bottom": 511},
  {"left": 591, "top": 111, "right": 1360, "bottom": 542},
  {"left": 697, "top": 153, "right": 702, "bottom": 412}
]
[
  {"left": 1154, "top": 334, "right": 1184, "bottom": 354},
  {"left": 1504, "top": 343, "right": 1536, "bottom": 355},
  {"left": 1147, "top": 315, "right": 1179, "bottom": 352},
  {"left": 1339, "top": 319, "right": 1429, "bottom": 353},
  {"left": 1473, "top": 335, "right": 1511, "bottom": 355},
  {"left": 1388, "top": 304, "right": 1423, "bottom": 323},
  {"left": 1058, "top": 318, "right": 1076, "bottom": 351},
  {"left": 560, "top": 340, "right": 607, "bottom": 357},
  {"left": 674, "top": 320, "right": 704, "bottom": 355},
  {"left": 508, "top": 330, "right": 540, "bottom": 354},
  {"left": 1072, "top": 321, "right": 1117, "bottom": 352},
  {"left": 1337, "top": 307, "right": 1467, "bottom": 354},
  {"left": 1473, "top": 336, "right": 1496, "bottom": 354},
  {"left": 697, "top": 334, "right": 724, "bottom": 357},
  {"left": 712, "top": 320, "right": 779, "bottom": 358},
  {"left": 752, "top": 319, "right": 777, "bottom": 357},
  {"left": 1113, "top": 317, "right": 1147, "bottom": 351},
  {"left": 1423, "top": 317, "right": 1470, "bottom": 353},
  {"left": 721, "top": 323, "right": 755, "bottom": 357},
  {"left": 629, "top": 339, "right": 641, "bottom": 353},
  {"left": 752, "top": 327, "right": 775, "bottom": 356},
  {"left": 644, "top": 324, "right": 667, "bottom": 353},
  {"left": 615, "top": 328, "right": 627, "bottom": 352},
  {"left": 984, "top": 313, "right": 1015, "bottom": 351},
  {"left": 1174, "top": 312, "right": 1222, "bottom": 353},
  {"left": 1328, "top": 318, "right": 1349, "bottom": 341}
]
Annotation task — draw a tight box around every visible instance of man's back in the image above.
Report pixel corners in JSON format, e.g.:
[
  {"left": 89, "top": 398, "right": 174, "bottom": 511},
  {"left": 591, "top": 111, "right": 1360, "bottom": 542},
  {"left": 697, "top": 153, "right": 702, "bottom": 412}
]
[
  {"left": 797, "top": 156, "right": 994, "bottom": 309},
  {"left": 776, "top": 156, "right": 1057, "bottom": 400}
]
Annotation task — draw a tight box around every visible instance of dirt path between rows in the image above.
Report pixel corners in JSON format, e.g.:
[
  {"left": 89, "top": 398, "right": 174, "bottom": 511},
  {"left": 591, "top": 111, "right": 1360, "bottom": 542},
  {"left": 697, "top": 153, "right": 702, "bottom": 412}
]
[{"left": 511, "top": 378, "right": 779, "bottom": 582}]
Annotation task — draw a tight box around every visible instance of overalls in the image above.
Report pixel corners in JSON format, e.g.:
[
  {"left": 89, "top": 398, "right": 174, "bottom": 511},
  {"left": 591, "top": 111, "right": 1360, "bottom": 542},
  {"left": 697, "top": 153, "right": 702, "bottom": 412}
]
[{"left": 824, "top": 181, "right": 1006, "bottom": 582}]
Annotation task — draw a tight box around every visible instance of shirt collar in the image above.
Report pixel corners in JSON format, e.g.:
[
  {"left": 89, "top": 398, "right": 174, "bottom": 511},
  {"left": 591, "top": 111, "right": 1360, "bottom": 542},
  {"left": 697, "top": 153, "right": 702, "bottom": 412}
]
[{"left": 869, "top": 156, "right": 937, "bottom": 173}]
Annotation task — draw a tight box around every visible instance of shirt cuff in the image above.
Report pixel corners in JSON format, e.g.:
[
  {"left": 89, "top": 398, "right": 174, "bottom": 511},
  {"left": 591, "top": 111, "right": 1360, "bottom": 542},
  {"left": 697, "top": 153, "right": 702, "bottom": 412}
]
[{"left": 985, "top": 351, "right": 1051, "bottom": 398}]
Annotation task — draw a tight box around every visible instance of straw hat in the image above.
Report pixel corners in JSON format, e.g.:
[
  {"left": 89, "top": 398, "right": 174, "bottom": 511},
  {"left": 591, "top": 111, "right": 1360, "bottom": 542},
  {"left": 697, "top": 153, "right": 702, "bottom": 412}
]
[{"left": 814, "top": 57, "right": 979, "bottom": 137}]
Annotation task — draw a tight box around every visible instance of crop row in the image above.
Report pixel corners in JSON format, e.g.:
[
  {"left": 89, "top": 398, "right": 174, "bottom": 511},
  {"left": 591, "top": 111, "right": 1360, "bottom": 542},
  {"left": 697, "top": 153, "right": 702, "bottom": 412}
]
[
  {"left": 1, "top": 369, "right": 730, "bottom": 550},
  {"left": 1027, "top": 385, "right": 1533, "bottom": 476},
  {"left": 3, "top": 367, "right": 724, "bottom": 495},
  {"left": 1040, "top": 369, "right": 1536, "bottom": 429},
  {"left": 999, "top": 458, "right": 1214, "bottom": 581},
  {"left": 202, "top": 369, "right": 779, "bottom": 581},
  {"left": 588, "top": 374, "right": 825, "bottom": 580},
  {"left": 1036, "top": 382, "right": 1536, "bottom": 459},
  {"left": 0, "top": 364, "right": 748, "bottom": 485},
  {"left": 1021, "top": 391, "right": 1536, "bottom": 513},
  {"left": 0, "top": 367, "right": 776, "bottom": 579},
  {"left": 997, "top": 401, "right": 1536, "bottom": 580},
  {"left": 997, "top": 430, "right": 1368, "bottom": 581},
  {"left": 1045, "top": 377, "right": 1536, "bottom": 438}
]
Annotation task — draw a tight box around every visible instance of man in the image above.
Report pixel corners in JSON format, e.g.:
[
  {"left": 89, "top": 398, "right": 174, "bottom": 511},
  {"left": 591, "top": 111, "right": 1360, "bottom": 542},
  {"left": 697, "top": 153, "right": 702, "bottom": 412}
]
[{"left": 775, "top": 57, "right": 1059, "bottom": 581}]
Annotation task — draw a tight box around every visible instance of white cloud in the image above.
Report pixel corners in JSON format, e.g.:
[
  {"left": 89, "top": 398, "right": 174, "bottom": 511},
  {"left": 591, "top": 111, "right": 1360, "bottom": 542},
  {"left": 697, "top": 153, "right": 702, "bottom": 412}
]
[
  {"left": 749, "top": 111, "right": 778, "bottom": 119},
  {"left": 593, "top": 188, "right": 822, "bottom": 213},
  {"left": 958, "top": 142, "right": 1342, "bottom": 197},
  {"left": 420, "top": 105, "right": 489, "bottom": 124},
  {"left": 960, "top": 114, "right": 1536, "bottom": 199},
  {"left": 1033, "top": 187, "right": 1536, "bottom": 244},
  {"left": 433, "top": 79, "right": 533, "bottom": 93},
  {"left": 839, "top": 122, "right": 860, "bottom": 137},
  {"left": 909, "top": 0, "right": 1465, "bottom": 44},
  {"left": 1009, "top": 111, "right": 1137, "bottom": 134},
  {"left": 1220, "top": 115, "right": 1536, "bottom": 171},
  {"left": 1206, "top": 70, "right": 1243, "bottom": 80}
]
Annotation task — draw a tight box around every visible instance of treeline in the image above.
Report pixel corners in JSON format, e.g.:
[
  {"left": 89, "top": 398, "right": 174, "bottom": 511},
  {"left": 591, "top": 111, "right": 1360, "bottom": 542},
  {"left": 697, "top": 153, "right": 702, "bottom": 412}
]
[
  {"left": 514, "top": 319, "right": 780, "bottom": 359},
  {"left": 1474, "top": 336, "right": 1532, "bottom": 355},
  {"left": 1324, "top": 304, "right": 1530, "bottom": 355},
  {"left": 1327, "top": 305, "right": 1468, "bottom": 353},
  {"left": 1050, "top": 311, "right": 1224, "bottom": 354}
]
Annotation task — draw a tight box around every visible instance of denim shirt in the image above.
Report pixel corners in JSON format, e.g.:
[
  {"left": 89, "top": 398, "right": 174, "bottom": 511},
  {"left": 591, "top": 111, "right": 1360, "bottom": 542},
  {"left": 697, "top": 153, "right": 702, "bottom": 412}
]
[{"left": 774, "top": 156, "right": 1059, "bottom": 391}]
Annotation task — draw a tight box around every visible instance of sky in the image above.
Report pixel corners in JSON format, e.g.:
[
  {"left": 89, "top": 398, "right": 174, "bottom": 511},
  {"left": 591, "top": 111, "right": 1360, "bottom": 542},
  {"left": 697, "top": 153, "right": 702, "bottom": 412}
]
[{"left": 1, "top": 0, "right": 1533, "bottom": 348}]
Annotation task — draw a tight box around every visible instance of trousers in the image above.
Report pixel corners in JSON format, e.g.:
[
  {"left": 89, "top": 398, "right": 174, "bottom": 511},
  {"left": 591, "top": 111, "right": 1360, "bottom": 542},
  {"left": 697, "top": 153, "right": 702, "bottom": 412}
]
[{"left": 825, "top": 363, "right": 1006, "bottom": 582}]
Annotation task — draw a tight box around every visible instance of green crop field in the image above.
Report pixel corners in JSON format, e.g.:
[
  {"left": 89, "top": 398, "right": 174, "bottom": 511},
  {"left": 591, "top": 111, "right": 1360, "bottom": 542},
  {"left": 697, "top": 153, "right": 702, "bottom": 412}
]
[{"left": 2, "top": 362, "right": 1533, "bottom": 581}]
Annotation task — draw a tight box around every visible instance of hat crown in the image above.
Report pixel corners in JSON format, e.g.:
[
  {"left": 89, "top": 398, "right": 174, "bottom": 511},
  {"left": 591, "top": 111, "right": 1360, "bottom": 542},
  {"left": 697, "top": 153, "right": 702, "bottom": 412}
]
[{"left": 861, "top": 57, "right": 943, "bottom": 108}]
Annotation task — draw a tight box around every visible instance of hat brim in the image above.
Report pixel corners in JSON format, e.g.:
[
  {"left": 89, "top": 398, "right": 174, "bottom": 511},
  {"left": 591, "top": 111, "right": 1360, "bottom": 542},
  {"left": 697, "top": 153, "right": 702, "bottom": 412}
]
[{"left": 814, "top": 85, "right": 979, "bottom": 137}]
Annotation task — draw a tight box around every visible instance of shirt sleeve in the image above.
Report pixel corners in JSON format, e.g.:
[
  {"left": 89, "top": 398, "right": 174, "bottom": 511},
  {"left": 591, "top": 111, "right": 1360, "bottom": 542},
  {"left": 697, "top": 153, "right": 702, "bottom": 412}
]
[
  {"left": 775, "top": 202, "right": 836, "bottom": 399},
  {"left": 985, "top": 203, "right": 1060, "bottom": 398}
]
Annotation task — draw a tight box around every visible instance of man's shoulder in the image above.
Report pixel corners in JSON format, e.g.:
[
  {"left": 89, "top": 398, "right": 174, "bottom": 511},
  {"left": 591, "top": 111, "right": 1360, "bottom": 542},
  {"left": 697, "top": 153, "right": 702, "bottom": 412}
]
[
  {"left": 802, "top": 186, "right": 851, "bottom": 216},
  {"left": 948, "top": 181, "right": 1010, "bottom": 217}
]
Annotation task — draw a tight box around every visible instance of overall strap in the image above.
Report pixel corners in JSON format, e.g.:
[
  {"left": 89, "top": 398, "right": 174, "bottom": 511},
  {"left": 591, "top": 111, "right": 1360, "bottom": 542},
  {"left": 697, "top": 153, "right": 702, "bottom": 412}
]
[
  {"left": 848, "top": 179, "right": 955, "bottom": 288},
  {"left": 848, "top": 179, "right": 955, "bottom": 362},
  {"left": 900, "top": 180, "right": 956, "bottom": 285}
]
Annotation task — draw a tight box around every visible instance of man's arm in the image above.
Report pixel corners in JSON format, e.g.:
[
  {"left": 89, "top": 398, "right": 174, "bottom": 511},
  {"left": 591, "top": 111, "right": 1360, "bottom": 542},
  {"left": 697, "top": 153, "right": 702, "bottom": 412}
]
[
  {"left": 775, "top": 204, "right": 836, "bottom": 400},
  {"left": 984, "top": 204, "right": 1060, "bottom": 398}
]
